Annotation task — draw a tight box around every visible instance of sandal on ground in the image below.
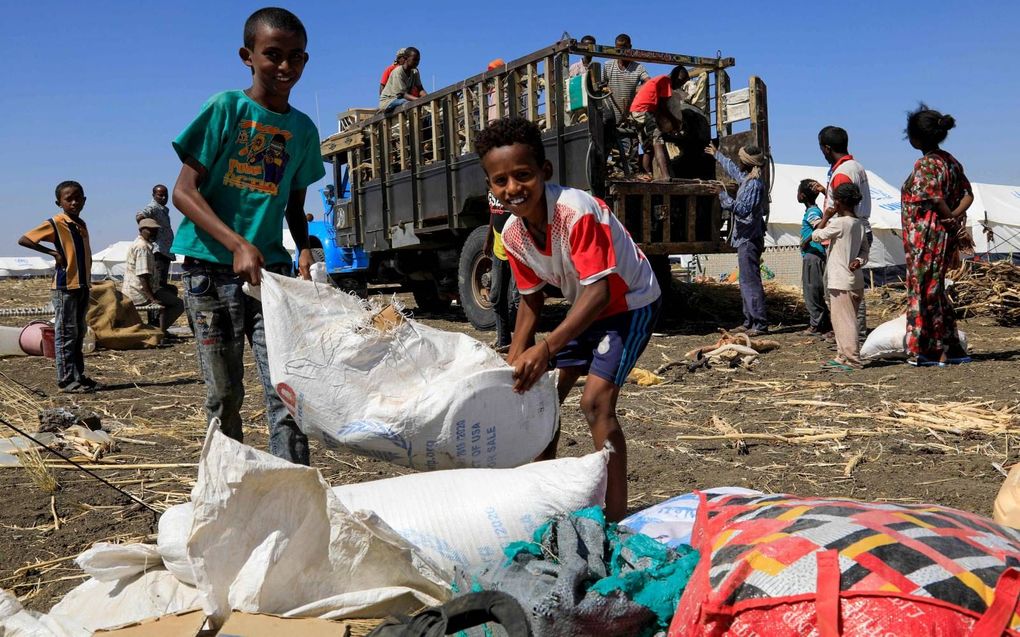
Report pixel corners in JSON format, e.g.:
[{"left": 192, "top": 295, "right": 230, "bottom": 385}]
[
  {"left": 907, "top": 356, "right": 944, "bottom": 368},
  {"left": 822, "top": 359, "right": 855, "bottom": 372}
]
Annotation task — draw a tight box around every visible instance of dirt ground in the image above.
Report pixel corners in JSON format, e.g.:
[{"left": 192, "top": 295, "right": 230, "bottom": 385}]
[{"left": 1, "top": 275, "right": 1019, "bottom": 612}]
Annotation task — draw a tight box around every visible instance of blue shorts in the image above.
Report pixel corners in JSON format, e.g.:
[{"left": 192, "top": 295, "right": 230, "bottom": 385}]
[{"left": 554, "top": 298, "right": 661, "bottom": 386}]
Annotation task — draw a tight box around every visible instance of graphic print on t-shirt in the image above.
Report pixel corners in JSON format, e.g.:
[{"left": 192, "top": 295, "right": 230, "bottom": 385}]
[{"left": 225, "top": 120, "right": 292, "bottom": 195}]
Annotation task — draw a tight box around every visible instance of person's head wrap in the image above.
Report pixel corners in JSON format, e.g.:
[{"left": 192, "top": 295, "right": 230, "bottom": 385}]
[
  {"left": 738, "top": 146, "right": 765, "bottom": 180},
  {"left": 487, "top": 58, "right": 505, "bottom": 71},
  {"left": 395, "top": 47, "right": 408, "bottom": 62}
]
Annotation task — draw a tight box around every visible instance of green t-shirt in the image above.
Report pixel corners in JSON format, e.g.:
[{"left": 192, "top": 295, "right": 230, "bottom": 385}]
[{"left": 171, "top": 90, "right": 326, "bottom": 266}]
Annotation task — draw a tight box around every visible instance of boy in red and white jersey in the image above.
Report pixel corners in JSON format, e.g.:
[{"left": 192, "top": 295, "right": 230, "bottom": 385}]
[{"left": 475, "top": 117, "right": 661, "bottom": 521}]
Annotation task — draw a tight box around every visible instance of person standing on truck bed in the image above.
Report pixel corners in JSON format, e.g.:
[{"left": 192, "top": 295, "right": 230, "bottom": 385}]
[
  {"left": 604, "top": 33, "right": 649, "bottom": 176},
  {"left": 379, "top": 46, "right": 426, "bottom": 113},
  {"left": 629, "top": 66, "right": 689, "bottom": 180},
  {"left": 170, "top": 7, "right": 325, "bottom": 465},
  {"left": 476, "top": 116, "right": 661, "bottom": 522},
  {"left": 706, "top": 143, "right": 769, "bottom": 336}
]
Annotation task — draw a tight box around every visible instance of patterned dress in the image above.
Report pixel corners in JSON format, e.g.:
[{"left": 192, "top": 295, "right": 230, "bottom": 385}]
[{"left": 900, "top": 150, "right": 972, "bottom": 358}]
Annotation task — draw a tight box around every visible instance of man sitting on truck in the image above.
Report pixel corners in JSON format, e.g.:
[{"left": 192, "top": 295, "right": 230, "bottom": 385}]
[
  {"left": 476, "top": 116, "right": 661, "bottom": 522},
  {"left": 630, "top": 66, "right": 689, "bottom": 181},
  {"left": 379, "top": 46, "right": 426, "bottom": 113}
]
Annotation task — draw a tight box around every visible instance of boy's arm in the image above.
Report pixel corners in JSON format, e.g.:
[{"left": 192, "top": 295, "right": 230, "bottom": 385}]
[
  {"left": 173, "top": 156, "right": 265, "bottom": 285},
  {"left": 285, "top": 188, "right": 313, "bottom": 280},
  {"left": 511, "top": 279, "right": 610, "bottom": 393},
  {"left": 18, "top": 235, "right": 64, "bottom": 269}
]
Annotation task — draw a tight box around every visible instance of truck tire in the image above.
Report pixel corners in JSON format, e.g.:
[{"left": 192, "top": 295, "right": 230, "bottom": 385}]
[
  {"left": 458, "top": 226, "right": 497, "bottom": 331},
  {"left": 410, "top": 281, "right": 452, "bottom": 314}
]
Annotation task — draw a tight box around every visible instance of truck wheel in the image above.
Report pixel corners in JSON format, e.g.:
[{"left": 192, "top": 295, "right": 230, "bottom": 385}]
[
  {"left": 458, "top": 226, "right": 497, "bottom": 330},
  {"left": 410, "top": 281, "right": 452, "bottom": 314}
]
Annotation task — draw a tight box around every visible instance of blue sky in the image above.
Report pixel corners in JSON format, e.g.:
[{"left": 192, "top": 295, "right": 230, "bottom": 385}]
[{"left": 1, "top": 1, "right": 1018, "bottom": 254}]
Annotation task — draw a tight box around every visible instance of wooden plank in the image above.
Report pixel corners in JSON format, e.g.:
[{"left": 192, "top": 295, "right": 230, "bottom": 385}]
[
  {"left": 608, "top": 179, "right": 723, "bottom": 196},
  {"left": 527, "top": 63, "right": 539, "bottom": 122},
  {"left": 543, "top": 56, "right": 554, "bottom": 130},
  {"left": 494, "top": 74, "right": 505, "bottom": 119},
  {"left": 369, "top": 125, "right": 379, "bottom": 179},
  {"left": 660, "top": 196, "right": 670, "bottom": 243},
  {"left": 461, "top": 88, "right": 473, "bottom": 151},
  {"left": 397, "top": 112, "right": 407, "bottom": 171},
  {"left": 642, "top": 195, "right": 652, "bottom": 244},
  {"left": 430, "top": 101, "right": 440, "bottom": 162},
  {"left": 687, "top": 196, "right": 698, "bottom": 242},
  {"left": 712, "top": 197, "right": 723, "bottom": 242}
]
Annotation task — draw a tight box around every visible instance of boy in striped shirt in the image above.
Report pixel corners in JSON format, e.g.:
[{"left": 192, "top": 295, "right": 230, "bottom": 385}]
[
  {"left": 19, "top": 181, "right": 96, "bottom": 393},
  {"left": 476, "top": 117, "right": 661, "bottom": 521}
]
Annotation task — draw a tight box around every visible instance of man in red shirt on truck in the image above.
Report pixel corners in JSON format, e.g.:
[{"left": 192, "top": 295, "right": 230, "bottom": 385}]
[{"left": 629, "top": 66, "right": 689, "bottom": 180}]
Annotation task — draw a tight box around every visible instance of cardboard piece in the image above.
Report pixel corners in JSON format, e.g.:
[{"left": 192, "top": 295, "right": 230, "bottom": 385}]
[
  {"left": 95, "top": 609, "right": 354, "bottom": 637},
  {"left": 217, "top": 612, "right": 352, "bottom": 637},
  {"left": 370, "top": 304, "right": 405, "bottom": 332},
  {"left": 94, "top": 608, "right": 209, "bottom": 636}
]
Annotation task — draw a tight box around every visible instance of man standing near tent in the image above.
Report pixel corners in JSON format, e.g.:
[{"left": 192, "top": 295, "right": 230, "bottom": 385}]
[
  {"left": 135, "top": 184, "right": 176, "bottom": 290},
  {"left": 814, "top": 127, "right": 871, "bottom": 342}
]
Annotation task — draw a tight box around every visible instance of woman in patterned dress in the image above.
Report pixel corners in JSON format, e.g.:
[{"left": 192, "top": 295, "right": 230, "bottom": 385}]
[{"left": 900, "top": 105, "right": 974, "bottom": 366}]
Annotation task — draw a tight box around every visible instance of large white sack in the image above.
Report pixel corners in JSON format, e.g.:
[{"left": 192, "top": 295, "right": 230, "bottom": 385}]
[
  {"left": 861, "top": 314, "right": 968, "bottom": 360},
  {"left": 186, "top": 422, "right": 451, "bottom": 626},
  {"left": 0, "top": 570, "right": 202, "bottom": 637},
  {"left": 157, "top": 503, "right": 196, "bottom": 585},
  {"left": 258, "top": 272, "right": 558, "bottom": 470},
  {"left": 333, "top": 450, "right": 609, "bottom": 573}
]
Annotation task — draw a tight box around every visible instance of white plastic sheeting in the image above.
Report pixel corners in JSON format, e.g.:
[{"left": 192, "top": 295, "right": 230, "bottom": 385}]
[{"left": 0, "top": 256, "right": 54, "bottom": 278}]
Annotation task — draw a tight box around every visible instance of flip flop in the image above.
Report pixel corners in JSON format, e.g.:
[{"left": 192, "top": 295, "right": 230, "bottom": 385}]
[
  {"left": 822, "top": 360, "right": 855, "bottom": 372},
  {"left": 907, "top": 356, "right": 944, "bottom": 368}
]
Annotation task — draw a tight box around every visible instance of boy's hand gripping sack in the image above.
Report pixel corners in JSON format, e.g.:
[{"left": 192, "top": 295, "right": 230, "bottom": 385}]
[
  {"left": 670, "top": 493, "right": 1020, "bottom": 637},
  {"left": 258, "top": 272, "right": 558, "bottom": 470}
]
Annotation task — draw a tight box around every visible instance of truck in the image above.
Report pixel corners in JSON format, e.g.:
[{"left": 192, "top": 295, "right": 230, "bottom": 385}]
[{"left": 313, "top": 38, "right": 770, "bottom": 329}]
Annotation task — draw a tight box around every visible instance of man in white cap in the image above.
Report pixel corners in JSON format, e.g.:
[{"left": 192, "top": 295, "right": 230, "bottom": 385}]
[{"left": 123, "top": 218, "right": 185, "bottom": 340}]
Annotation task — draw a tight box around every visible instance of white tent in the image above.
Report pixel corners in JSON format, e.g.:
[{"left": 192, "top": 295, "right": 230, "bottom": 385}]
[
  {"left": 91, "top": 240, "right": 135, "bottom": 280},
  {"left": 765, "top": 165, "right": 1020, "bottom": 268},
  {"left": 0, "top": 256, "right": 54, "bottom": 278}
]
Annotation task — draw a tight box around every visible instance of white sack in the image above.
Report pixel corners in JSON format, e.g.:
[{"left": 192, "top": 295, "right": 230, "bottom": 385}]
[
  {"left": 861, "top": 314, "right": 968, "bottom": 360},
  {"left": 186, "top": 422, "right": 450, "bottom": 626},
  {"left": 0, "top": 570, "right": 202, "bottom": 637},
  {"left": 333, "top": 450, "right": 609, "bottom": 573},
  {"left": 157, "top": 503, "right": 196, "bottom": 585},
  {"left": 75, "top": 542, "right": 163, "bottom": 582},
  {"left": 259, "top": 271, "right": 558, "bottom": 470},
  {"left": 619, "top": 487, "right": 761, "bottom": 548}
]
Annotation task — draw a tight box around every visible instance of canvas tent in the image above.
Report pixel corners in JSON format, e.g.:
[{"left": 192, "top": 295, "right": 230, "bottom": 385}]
[
  {"left": 766, "top": 164, "right": 1020, "bottom": 269},
  {"left": 0, "top": 256, "right": 54, "bottom": 278}
]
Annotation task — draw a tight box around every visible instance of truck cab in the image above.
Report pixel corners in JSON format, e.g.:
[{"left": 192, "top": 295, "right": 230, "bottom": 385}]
[{"left": 314, "top": 38, "right": 770, "bottom": 328}]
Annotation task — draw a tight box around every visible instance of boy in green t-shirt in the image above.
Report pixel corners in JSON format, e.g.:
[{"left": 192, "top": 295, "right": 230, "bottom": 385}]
[{"left": 170, "top": 7, "right": 325, "bottom": 465}]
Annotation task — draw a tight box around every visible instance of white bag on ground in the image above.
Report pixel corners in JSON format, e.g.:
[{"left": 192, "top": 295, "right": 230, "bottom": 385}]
[
  {"left": 0, "top": 570, "right": 202, "bottom": 637},
  {"left": 75, "top": 542, "right": 163, "bottom": 582},
  {"left": 157, "top": 502, "right": 196, "bottom": 585},
  {"left": 186, "top": 422, "right": 450, "bottom": 625},
  {"left": 258, "top": 271, "right": 558, "bottom": 470},
  {"left": 861, "top": 314, "right": 968, "bottom": 360},
  {"left": 333, "top": 450, "right": 609, "bottom": 573},
  {"left": 619, "top": 487, "right": 761, "bottom": 548}
]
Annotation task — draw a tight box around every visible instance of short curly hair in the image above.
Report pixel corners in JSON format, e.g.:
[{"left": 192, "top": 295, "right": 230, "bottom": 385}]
[{"left": 474, "top": 117, "right": 546, "bottom": 165}]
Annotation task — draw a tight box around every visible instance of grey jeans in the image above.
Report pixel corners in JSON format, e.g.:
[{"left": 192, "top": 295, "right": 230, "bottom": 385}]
[
  {"left": 489, "top": 258, "right": 519, "bottom": 348},
  {"left": 52, "top": 287, "right": 89, "bottom": 387},
  {"left": 182, "top": 261, "right": 308, "bottom": 465},
  {"left": 737, "top": 238, "right": 768, "bottom": 331},
  {"left": 801, "top": 253, "right": 830, "bottom": 330}
]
